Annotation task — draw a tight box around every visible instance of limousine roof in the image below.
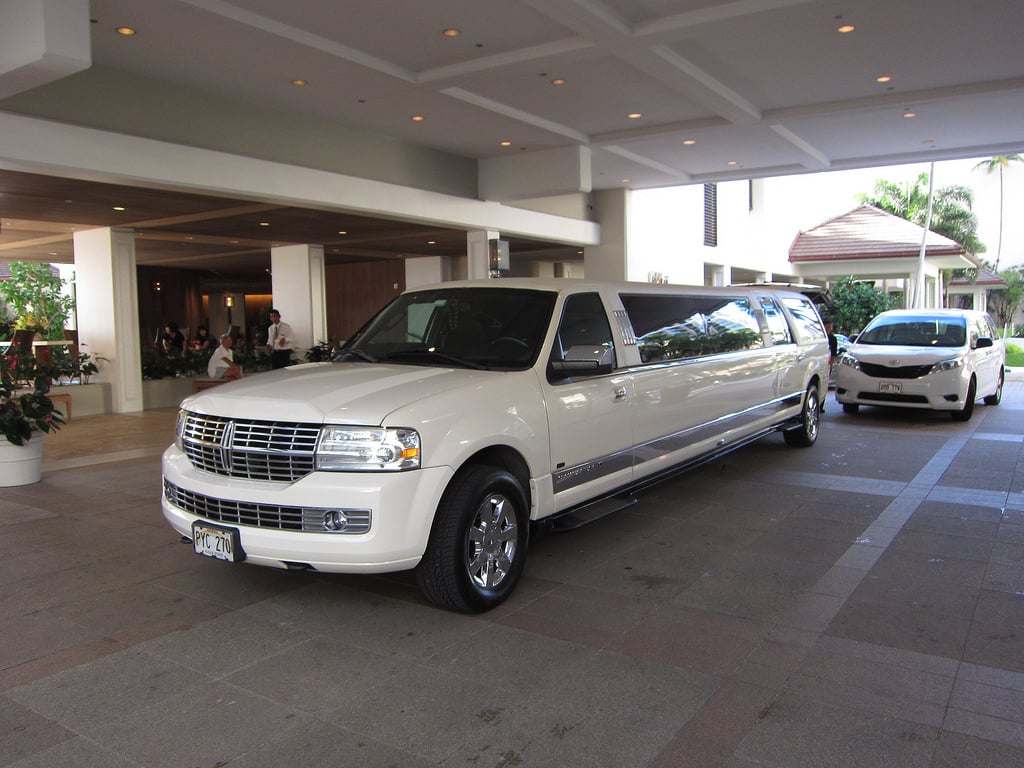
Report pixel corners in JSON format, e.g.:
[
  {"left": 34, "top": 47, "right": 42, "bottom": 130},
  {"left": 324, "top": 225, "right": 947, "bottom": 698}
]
[{"left": 408, "top": 278, "right": 819, "bottom": 298}]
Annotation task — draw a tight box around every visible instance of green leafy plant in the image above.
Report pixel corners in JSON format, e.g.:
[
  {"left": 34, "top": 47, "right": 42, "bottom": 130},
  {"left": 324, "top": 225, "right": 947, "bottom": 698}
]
[
  {"left": 826, "top": 276, "right": 900, "bottom": 337},
  {"left": 0, "top": 374, "right": 65, "bottom": 446},
  {"left": 0, "top": 262, "right": 76, "bottom": 341},
  {"left": 304, "top": 339, "right": 335, "bottom": 362}
]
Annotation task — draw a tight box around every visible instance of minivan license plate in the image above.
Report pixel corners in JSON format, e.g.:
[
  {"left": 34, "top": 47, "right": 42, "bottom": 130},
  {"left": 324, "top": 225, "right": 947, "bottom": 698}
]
[
  {"left": 192, "top": 521, "right": 244, "bottom": 563},
  {"left": 879, "top": 381, "right": 902, "bottom": 394}
]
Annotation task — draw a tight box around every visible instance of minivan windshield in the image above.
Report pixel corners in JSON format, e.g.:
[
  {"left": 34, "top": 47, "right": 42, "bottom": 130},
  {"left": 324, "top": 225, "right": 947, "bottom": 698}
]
[
  {"left": 857, "top": 316, "right": 966, "bottom": 347},
  {"left": 338, "top": 287, "right": 557, "bottom": 370}
]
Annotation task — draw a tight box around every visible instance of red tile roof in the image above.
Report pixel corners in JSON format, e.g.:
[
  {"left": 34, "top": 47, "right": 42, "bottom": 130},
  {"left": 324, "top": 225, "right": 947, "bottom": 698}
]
[{"left": 789, "top": 204, "right": 976, "bottom": 264}]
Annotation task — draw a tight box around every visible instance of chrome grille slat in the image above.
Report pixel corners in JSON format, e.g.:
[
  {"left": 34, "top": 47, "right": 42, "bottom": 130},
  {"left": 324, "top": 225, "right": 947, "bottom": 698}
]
[
  {"left": 180, "top": 412, "right": 319, "bottom": 481},
  {"left": 164, "top": 480, "right": 371, "bottom": 534}
]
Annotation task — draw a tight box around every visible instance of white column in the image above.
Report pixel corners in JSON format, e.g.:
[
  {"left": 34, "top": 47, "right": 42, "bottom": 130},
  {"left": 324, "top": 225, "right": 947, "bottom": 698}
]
[
  {"left": 466, "top": 230, "right": 498, "bottom": 280},
  {"left": 405, "top": 256, "right": 451, "bottom": 289},
  {"left": 72, "top": 227, "right": 143, "bottom": 413},
  {"left": 588, "top": 189, "right": 629, "bottom": 282},
  {"left": 270, "top": 244, "right": 327, "bottom": 352}
]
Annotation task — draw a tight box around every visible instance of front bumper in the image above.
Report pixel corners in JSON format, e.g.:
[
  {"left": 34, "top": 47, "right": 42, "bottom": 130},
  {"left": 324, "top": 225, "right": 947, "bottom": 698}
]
[
  {"left": 160, "top": 446, "right": 453, "bottom": 573},
  {"left": 835, "top": 367, "right": 969, "bottom": 411}
]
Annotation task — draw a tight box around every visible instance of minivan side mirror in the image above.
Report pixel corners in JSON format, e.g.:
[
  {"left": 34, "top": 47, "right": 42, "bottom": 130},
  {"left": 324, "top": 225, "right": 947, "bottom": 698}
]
[{"left": 975, "top": 337, "right": 993, "bottom": 349}]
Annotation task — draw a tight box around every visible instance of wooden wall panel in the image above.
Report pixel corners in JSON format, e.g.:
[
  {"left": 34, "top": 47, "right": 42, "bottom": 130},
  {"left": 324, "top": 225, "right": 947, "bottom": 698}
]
[{"left": 325, "top": 261, "right": 404, "bottom": 342}]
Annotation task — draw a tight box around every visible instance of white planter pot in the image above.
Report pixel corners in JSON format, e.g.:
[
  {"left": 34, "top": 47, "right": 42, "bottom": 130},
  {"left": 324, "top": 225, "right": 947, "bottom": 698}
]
[{"left": 0, "top": 435, "right": 44, "bottom": 487}]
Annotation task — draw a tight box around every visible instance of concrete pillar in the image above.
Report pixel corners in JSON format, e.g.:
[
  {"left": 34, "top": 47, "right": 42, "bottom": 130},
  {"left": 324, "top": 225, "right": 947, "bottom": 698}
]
[
  {"left": 588, "top": 189, "right": 629, "bottom": 282},
  {"left": 270, "top": 244, "right": 327, "bottom": 353},
  {"left": 406, "top": 256, "right": 451, "bottom": 289},
  {"left": 72, "top": 227, "right": 143, "bottom": 413},
  {"left": 466, "top": 230, "right": 498, "bottom": 280}
]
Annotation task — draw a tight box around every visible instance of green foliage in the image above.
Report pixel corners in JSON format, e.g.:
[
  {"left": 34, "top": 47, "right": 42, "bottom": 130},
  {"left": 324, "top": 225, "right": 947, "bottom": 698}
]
[
  {"left": 859, "top": 172, "right": 985, "bottom": 255},
  {"left": 987, "top": 268, "right": 1024, "bottom": 329},
  {"left": 0, "top": 374, "right": 65, "bottom": 446},
  {"left": 1005, "top": 343, "right": 1024, "bottom": 368},
  {"left": 304, "top": 340, "right": 335, "bottom": 362},
  {"left": 0, "top": 262, "right": 76, "bottom": 341},
  {"left": 825, "top": 277, "right": 900, "bottom": 336}
]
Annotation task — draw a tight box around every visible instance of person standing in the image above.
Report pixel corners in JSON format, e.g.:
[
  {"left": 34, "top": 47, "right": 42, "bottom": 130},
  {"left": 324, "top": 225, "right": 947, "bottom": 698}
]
[
  {"left": 266, "top": 308, "right": 294, "bottom": 369},
  {"left": 207, "top": 333, "right": 242, "bottom": 380}
]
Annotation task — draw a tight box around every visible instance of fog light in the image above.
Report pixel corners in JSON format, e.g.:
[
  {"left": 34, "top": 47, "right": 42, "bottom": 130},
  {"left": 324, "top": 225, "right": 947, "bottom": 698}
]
[{"left": 323, "top": 510, "right": 350, "bottom": 532}]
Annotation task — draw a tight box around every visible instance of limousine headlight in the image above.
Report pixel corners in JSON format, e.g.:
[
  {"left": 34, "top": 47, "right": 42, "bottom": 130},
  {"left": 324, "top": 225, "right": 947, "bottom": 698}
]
[
  {"left": 930, "top": 356, "right": 965, "bottom": 374},
  {"left": 316, "top": 426, "right": 420, "bottom": 471}
]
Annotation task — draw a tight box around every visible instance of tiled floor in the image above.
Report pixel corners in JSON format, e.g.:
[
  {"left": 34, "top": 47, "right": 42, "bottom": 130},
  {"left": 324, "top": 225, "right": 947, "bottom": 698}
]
[{"left": 2, "top": 383, "right": 1023, "bottom": 767}]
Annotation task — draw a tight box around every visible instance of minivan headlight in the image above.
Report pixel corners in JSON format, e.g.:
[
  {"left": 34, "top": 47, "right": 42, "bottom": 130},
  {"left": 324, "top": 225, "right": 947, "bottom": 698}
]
[
  {"left": 930, "top": 357, "right": 965, "bottom": 374},
  {"left": 316, "top": 426, "right": 420, "bottom": 471},
  {"left": 838, "top": 354, "right": 859, "bottom": 369}
]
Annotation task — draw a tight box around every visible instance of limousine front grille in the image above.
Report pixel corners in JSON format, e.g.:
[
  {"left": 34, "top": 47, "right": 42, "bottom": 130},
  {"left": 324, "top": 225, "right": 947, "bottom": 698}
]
[
  {"left": 164, "top": 480, "right": 371, "bottom": 534},
  {"left": 179, "top": 412, "right": 320, "bottom": 481},
  {"left": 858, "top": 362, "right": 935, "bottom": 380}
]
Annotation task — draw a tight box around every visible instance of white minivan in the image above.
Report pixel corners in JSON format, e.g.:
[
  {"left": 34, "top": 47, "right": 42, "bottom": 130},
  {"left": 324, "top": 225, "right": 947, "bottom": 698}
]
[
  {"left": 162, "top": 279, "right": 829, "bottom": 611},
  {"left": 835, "top": 308, "right": 1005, "bottom": 421}
]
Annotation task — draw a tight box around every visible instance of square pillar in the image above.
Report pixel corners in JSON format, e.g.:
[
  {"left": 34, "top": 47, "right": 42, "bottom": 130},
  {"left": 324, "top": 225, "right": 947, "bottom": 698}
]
[{"left": 270, "top": 244, "right": 327, "bottom": 351}]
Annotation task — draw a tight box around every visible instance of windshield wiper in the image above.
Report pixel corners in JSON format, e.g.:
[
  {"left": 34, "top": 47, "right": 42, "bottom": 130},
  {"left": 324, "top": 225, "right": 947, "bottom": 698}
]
[
  {"left": 380, "top": 349, "right": 485, "bottom": 370},
  {"left": 335, "top": 348, "right": 378, "bottom": 363}
]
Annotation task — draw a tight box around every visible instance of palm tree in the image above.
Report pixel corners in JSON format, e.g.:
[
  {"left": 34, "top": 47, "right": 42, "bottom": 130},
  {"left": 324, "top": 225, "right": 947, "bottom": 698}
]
[{"left": 974, "top": 154, "right": 1024, "bottom": 271}]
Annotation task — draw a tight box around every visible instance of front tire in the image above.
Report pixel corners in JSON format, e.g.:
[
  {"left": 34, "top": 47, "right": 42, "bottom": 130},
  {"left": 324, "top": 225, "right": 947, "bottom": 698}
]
[
  {"left": 784, "top": 383, "right": 820, "bottom": 447},
  {"left": 984, "top": 370, "right": 1004, "bottom": 406},
  {"left": 416, "top": 465, "right": 529, "bottom": 613},
  {"left": 951, "top": 378, "right": 977, "bottom": 422}
]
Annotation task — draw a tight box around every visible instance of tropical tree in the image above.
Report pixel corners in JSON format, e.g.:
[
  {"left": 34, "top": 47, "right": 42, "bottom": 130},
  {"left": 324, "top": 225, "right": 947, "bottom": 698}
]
[
  {"left": 858, "top": 172, "right": 985, "bottom": 256},
  {"left": 0, "top": 262, "right": 75, "bottom": 341},
  {"left": 826, "top": 276, "right": 899, "bottom": 336},
  {"left": 974, "top": 154, "right": 1024, "bottom": 272},
  {"left": 987, "top": 267, "right": 1024, "bottom": 331}
]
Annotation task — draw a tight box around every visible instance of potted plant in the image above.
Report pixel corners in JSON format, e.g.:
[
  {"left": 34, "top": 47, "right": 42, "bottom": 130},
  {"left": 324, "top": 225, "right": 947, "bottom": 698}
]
[{"left": 0, "top": 374, "right": 64, "bottom": 486}]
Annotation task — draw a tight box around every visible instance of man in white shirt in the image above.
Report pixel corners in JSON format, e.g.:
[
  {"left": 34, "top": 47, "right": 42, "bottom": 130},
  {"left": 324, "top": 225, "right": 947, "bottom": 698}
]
[
  {"left": 266, "top": 308, "right": 295, "bottom": 369},
  {"left": 207, "top": 333, "right": 242, "bottom": 380}
]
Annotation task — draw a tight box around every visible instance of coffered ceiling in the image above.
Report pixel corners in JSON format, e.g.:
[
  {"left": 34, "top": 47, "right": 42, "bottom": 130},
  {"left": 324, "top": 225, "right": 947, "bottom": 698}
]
[{"left": 1, "top": 0, "right": 1022, "bottom": 285}]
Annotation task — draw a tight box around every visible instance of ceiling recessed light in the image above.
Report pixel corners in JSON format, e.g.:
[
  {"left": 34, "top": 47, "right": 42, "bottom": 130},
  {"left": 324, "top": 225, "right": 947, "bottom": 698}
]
[
  {"left": 500, "top": 140, "right": 512, "bottom": 147},
  {"left": 922, "top": 138, "right": 936, "bottom": 145},
  {"left": 876, "top": 75, "right": 892, "bottom": 83},
  {"left": 627, "top": 113, "right": 642, "bottom": 119},
  {"left": 337, "top": 230, "right": 348, "bottom": 235},
  {"left": 442, "top": 28, "right": 461, "bottom": 37},
  {"left": 411, "top": 115, "right": 425, "bottom": 122},
  {"left": 291, "top": 79, "right": 308, "bottom": 86},
  {"left": 683, "top": 139, "right": 696, "bottom": 145},
  {"left": 113, "top": 205, "right": 126, "bottom": 211},
  {"left": 621, "top": 178, "right": 631, "bottom": 184},
  {"left": 903, "top": 111, "right": 917, "bottom": 118},
  {"left": 551, "top": 78, "right": 567, "bottom": 86},
  {"left": 427, "top": 240, "right": 436, "bottom": 245},
  {"left": 727, "top": 160, "right": 738, "bottom": 166},
  {"left": 116, "top": 26, "right": 137, "bottom": 35},
  {"left": 259, "top": 221, "right": 270, "bottom": 227},
  {"left": 837, "top": 24, "right": 855, "bottom": 33}
]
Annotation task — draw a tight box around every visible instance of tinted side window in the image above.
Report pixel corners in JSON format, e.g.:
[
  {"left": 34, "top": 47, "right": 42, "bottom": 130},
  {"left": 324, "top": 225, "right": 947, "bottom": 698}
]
[
  {"left": 780, "top": 296, "right": 825, "bottom": 341},
  {"left": 551, "top": 293, "right": 614, "bottom": 361},
  {"left": 760, "top": 297, "right": 792, "bottom": 345},
  {"left": 621, "top": 294, "right": 763, "bottom": 363}
]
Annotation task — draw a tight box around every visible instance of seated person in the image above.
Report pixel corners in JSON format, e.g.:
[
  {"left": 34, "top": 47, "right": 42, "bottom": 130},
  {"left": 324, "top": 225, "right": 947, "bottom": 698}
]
[
  {"left": 193, "top": 325, "right": 214, "bottom": 351},
  {"left": 207, "top": 333, "right": 243, "bottom": 381}
]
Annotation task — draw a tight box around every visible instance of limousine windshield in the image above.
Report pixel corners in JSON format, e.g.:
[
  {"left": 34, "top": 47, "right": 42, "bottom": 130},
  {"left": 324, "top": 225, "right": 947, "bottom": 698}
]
[{"left": 339, "top": 287, "right": 557, "bottom": 370}]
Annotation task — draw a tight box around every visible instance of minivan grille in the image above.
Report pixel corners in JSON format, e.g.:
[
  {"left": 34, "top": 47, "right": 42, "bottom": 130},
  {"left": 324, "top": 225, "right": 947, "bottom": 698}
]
[
  {"left": 180, "top": 412, "right": 320, "bottom": 481},
  {"left": 858, "top": 362, "right": 934, "bottom": 380}
]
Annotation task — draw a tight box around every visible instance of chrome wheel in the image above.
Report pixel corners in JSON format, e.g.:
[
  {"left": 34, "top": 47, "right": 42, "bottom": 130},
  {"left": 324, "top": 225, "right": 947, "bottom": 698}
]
[
  {"left": 466, "top": 493, "right": 518, "bottom": 589},
  {"left": 784, "top": 383, "right": 820, "bottom": 447}
]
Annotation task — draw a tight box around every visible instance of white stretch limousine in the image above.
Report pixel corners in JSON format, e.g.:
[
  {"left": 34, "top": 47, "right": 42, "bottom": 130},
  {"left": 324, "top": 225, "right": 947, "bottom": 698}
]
[{"left": 162, "top": 279, "right": 829, "bottom": 611}]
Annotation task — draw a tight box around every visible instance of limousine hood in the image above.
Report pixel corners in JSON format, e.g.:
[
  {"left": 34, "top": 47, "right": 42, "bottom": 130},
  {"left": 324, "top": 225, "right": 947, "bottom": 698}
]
[{"left": 181, "top": 361, "right": 496, "bottom": 425}]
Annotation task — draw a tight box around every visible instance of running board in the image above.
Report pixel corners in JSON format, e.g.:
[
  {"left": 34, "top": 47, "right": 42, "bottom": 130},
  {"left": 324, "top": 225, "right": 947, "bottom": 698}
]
[{"left": 550, "top": 494, "right": 639, "bottom": 531}]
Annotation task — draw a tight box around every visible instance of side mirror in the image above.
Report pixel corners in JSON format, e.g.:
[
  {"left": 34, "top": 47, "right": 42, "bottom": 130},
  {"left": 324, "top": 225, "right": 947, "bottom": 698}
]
[
  {"left": 975, "top": 337, "right": 993, "bottom": 349},
  {"left": 550, "top": 344, "right": 614, "bottom": 376}
]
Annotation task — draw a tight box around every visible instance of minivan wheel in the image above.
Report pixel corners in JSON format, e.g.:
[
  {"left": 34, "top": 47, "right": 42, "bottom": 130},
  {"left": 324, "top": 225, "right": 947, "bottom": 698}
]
[
  {"left": 951, "top": 378, "right": 977, "bottom": 422},
  {"left": 416, "top": 465, "right": 528, "bottom": 613},
  {"left": 984, "top": 370, "right": 1004, "bottom": 406},
  {"left": 784, "top": 383, "right": 820, "bottom": 447}
]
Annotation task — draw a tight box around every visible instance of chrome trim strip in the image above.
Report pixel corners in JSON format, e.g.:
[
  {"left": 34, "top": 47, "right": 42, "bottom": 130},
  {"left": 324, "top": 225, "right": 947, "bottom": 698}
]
[
  {"left": 552, "top": 393, "right": 801, "bottom": 494},
  {"left": 614, "top": 310, "right": 636, "bottom": 346}
]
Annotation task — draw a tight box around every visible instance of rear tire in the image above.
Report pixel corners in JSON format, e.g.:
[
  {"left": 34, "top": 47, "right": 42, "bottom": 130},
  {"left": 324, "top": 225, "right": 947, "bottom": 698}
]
[
  {"left": 984, "top": 370, "right": 1004, "bottom": 406},
  {"left": 951, "top": 378, "right": 977, "bottom": 422},
  {"left": 784, "top": 383, "right": 820, "bottom": 447},
  {"left": 416, "top": 465, "right": 529, "bottom": 613}
]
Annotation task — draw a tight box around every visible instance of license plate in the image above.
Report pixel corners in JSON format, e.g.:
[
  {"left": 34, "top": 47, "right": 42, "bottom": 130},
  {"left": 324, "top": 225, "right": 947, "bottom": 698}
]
[
  {"left": 192, "top": 521, "right": 245, "bottom": 563},
  {"left": 879, "top": 381, "right": 902, "bottom": 394}
]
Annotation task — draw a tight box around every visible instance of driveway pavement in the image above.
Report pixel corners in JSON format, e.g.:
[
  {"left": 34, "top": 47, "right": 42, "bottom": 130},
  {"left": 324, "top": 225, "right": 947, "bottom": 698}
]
[{"left": 2, "top": 379, "right": 1023, "bottom": 767}]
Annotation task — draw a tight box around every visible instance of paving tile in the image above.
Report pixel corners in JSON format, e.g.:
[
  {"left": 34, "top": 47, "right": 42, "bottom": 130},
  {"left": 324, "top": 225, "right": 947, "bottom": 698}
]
[
  {"left": 826, "top": 599, "right": 971, "bottom": 660},
  {"left": 0, "top": 696, "right": 74, "bottom": 766},
  {"left": 1, "top": 737, "right": 141, "bottom": 768},
  {"left": 930, "top": 730, "right": 1024, "bottom": 768}
]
